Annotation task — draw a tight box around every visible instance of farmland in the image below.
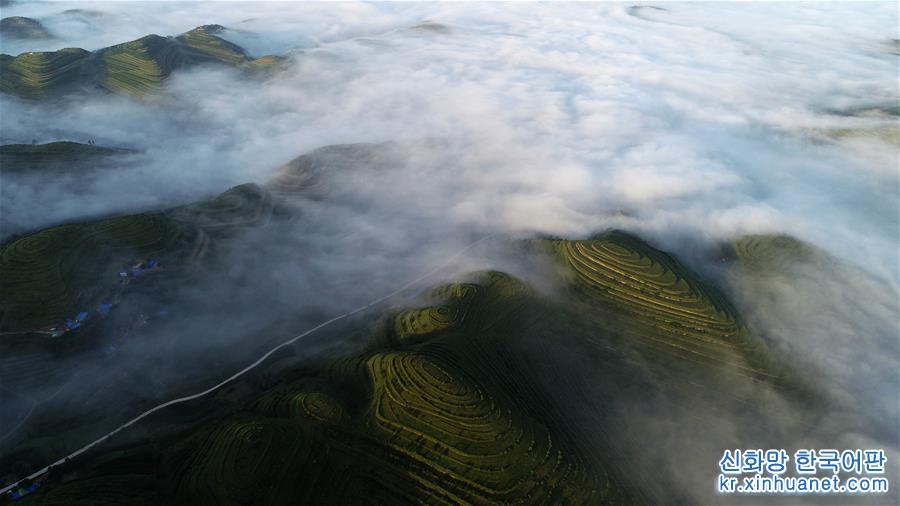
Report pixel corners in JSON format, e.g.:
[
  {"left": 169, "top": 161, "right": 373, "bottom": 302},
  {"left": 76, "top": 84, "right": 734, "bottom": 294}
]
[
  {"left": 0, "top": 25, "right": 279, "bottom": 99},
  {"left": 0, "top": 140, "right": 858, "bottom": 504},
  {"left": 0, "top": 142, "right": 839, "bottom": 503},
  {"left": 12, "top": 270, "right": 639, "bottom": 504},
  {"left": 0, "top": 142, "right": 134, "bottom": 174}
]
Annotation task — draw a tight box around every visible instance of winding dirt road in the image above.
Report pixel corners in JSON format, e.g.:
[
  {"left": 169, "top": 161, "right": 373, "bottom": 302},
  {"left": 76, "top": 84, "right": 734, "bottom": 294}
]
[{"left": 0, "top": 236, "right": 491, "bottom": 495}]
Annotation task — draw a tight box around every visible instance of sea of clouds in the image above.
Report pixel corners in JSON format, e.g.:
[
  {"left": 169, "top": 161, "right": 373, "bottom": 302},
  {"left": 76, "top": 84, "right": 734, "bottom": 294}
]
[
  {"left": 0, "top": 2, "right": 897, "bottom": 503},
  {"left": 1, "top": 2, "right": 897, "bottom": 280}
]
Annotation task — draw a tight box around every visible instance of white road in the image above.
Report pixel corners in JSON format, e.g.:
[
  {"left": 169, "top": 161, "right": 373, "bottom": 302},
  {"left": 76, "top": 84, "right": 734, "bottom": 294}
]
[{"left": 0, "top": 236, "right": 490, "bottom": 495}]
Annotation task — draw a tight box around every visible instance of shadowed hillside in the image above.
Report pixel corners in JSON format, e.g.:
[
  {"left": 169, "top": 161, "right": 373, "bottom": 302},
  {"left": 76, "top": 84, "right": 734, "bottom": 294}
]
[
  {"left": 0, "top": 182, "right": 275, "bottom": 334},
  {"left": 0, "top": 144, "right": 890, "bottom": 504},
  {"left": 0, "top": 214, "right": 832, "bottom": 504},
  {"left": 0, "top": 25, "right": 281, "bottom": 99},
  {"left": 0, "top": 142, "right": 135, "bottom": 174},
  {"left": 0, "top": 48, "right": 89, "bottom": 99},
  {"left": 0, "top": 17, "right": 51, "bottom": 39},
  {"left": 9, "top": 271, "right": 643, "bottom": 505},
  {"left": 548, "top": 231, "right": 775, "bottom": 381},
  {"left": 2, "top": 228, "right": 838, "bottom": 503}
]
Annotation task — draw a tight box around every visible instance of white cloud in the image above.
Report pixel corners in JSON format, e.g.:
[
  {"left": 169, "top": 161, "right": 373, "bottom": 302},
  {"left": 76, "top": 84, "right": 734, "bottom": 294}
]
[{"left": 1, "top": 4, "right": 897, "bottom": 500}]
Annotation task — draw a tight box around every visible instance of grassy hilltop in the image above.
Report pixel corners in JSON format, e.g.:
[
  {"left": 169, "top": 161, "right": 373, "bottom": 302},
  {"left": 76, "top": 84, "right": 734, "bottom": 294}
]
[
  {"left": 0, "top": 17, "right": 51, "bottom": 39},
  {"left": 4, "top": 271, "right": 639, "bottom": 505},
  {"left": 0, "top": 142, "right": 135, "bottom": 174},
  {"left": 549, "top": 231, "right": 777, "bottom": 383},
  {"left": 1, "top": 228, "right": 825, "bottom": 504},
  {"left": 0, "top": 182, "right": 273, "bottom": 334},
  {"left": 0, "top": 144, "right": 835, "bottom": 504},
  {"left": 0, "top": 25, "right": 281, "bottom": 99}
]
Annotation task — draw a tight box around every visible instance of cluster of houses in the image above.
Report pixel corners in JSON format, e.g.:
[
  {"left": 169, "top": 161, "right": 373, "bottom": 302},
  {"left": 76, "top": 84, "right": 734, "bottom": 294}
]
[
  {"left": 4, "top": 258, "right": 175, "bottom": 500},
  {"left": 5, "top": 481, "right": 39, "bottom": 501},
  {"left": 42, "top": 258, "right": 162, "bottom": 338},
  {"left": 117, "top": 258, "right": 160, "bottom": 284},
  {"left": 47, "top": 305, "right": 106, "bottom": 337},
  {"left": 4, "top": 455, "right": 76, "bottom": 501}
]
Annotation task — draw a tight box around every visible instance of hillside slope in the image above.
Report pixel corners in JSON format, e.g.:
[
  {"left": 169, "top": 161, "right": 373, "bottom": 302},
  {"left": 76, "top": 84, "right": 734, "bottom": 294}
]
[{"left": 0, "top": 25, "right": 281, "bottom": 99}]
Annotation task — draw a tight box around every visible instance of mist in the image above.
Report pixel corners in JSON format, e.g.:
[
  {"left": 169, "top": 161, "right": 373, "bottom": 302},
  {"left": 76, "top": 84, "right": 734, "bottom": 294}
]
[{"left": 1, "top": 1, "right": 898, "bottom": 504}]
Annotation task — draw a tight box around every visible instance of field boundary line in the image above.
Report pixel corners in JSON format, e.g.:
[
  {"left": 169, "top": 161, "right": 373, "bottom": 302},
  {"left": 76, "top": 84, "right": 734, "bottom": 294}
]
[{"left": 0, "top": 235, "right": 492, "bottom": 495}]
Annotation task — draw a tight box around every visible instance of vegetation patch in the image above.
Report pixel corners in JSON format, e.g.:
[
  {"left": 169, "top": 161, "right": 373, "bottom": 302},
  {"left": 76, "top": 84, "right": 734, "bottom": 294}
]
[
  {"left": 19, "top": 271, "right": 635, "bottom": 504},
  {"left": 175, "top": 25, "right": 249, "bottom": 66},
  {"left": 0, "top": 183, "right": 276, "bottom": 334},
  {"left": 1, "top": 24, "right": 279, "bottom": 99},
  {"left": 0, "top": 214, "right": 183, "bottom": 332},
  {"left": 727, "top": 234, "right": 815, "bottom": 268},
  {"left": 0, "top": 16, "right": 51, "bottom": 39},
  {"left": 549, "top": 230, "right": 779, "bottom": 382},
  {"left": 0, "top": 142, "right": 134, "bottom": 174},
  {"left": 0, "top": 48, "right": 89, "bottom": 98}
]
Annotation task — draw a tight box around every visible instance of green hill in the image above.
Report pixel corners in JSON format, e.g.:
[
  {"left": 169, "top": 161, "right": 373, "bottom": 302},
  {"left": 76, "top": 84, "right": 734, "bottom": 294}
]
[
  {"left": 0, "top": 213, "right": 185, "bottom": 333},
  {"left": 18, "top": 271, "right": 637, "bottom": 505},
  {"left": 0, "top": 141, "right": 134, "bottom": 173},
  {"left": 727, "top": 234, "right": 815, "bottom": 267},
  {"left": 547, "top": 231, "right": 780, "bottom": 383},
  {"left": 96, "top": 26, "right": 254, "bottom": 96},
  {"left": 0, "top": 16, "right": 51, "bottom": 39},
  {"left": 0, "top": 226, "right": 824, "bottom": 503},
  {"left": 0, "top": 25, "right": 281, "bottom": 99},
  {"left": 265, "top": 142, "right": 406, "bottom": 199},
  {"left": 0, "top": 48, "right": 90, "bottom": 99},
  {"left": 0, "top": 183, "right": 275, "bottom": 334},
  {"left": 0, "top": 146, "right": 834, "bottom": 503},
  {"left": 169, "top": 182, "right": 274, "bottom": 231},
  {"left": 175, "top": 25, "right": 249, "bottom": 66}
]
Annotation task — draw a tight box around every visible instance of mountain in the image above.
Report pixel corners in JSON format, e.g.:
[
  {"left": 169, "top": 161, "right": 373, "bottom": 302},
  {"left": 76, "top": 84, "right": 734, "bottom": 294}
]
[
  {"left": 0, "top": 25, "right": 281, "bottom": 99},
  {"left": 0, "top": 17, "right": 51, "bottom": 40},
  {"left": 0, "top": 142, "right": 135, "bottom": 174},
  {"left": 0, "top": 145, "right": 832, "bottom": 504}
]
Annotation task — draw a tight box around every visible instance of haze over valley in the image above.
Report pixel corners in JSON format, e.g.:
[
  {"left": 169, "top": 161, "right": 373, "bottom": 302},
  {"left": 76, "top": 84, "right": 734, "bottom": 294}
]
[{"left": 0, "top": 2, "right": 897, "bottom": 504}]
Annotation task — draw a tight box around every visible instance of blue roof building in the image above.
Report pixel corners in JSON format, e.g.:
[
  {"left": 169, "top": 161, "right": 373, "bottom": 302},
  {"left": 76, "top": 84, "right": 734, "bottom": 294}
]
[{"left": 9, "top": 482, "right": 39, "bottom": 500}]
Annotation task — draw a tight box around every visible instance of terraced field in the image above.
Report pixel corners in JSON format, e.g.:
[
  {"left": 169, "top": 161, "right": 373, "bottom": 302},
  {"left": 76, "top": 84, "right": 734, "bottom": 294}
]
[
  {"left": 97, "top": 36, "right": 174, "bottom": 96},
  {"left": 0, "top": 179, "right": 284, "bottom": 337},
  {"left": 0, "top": 142, "right": 133, "bottom": 173},
  {"left": 24, "top": 475, "right": 163, "bottom": 506},
  {"left": 728, "top": 234, "right": 815, "bottom": 267},
  {"left": 0, "top": 350, "right": 68, "bottom": 393},
  {"left": 391, "top": 283, "right": 479, "bottom": 341},
  {"left": 0, "top": 16, "right": 52, "bottom": 39},
  {"left": 359, "top": 349, "right": 602, "bottom": 504},
  {"left": 0, "top": 178, "right": 819, "bottom": 505},
  {"left": 265, "top": 142, "right": 406, "bottom": 199},
  {"left": 0, "top": 214, "right": 185, "bottom": 333},
  {"left": 98, "top": 26, "right": 254, "bottom": 96},
  {"left": 1, "top": 25, "right": 277, "bottom": 99},
  {"left": 252, "top": 383, "right": 347, "bottom": 423},
  {"left": 20, "top": 271, "right": 634, "bottom": 504},
  {"left": 169, "top": 183, "right": 274, "bottom": 231},
  {"left": 165, "top": 271, "right": 627, "bottom": 504},
  {"left": 266, "top": 142, "right": 410, "bottom": 200},
  {"left": 825, "top": 124, "right": 900, "bottom": 144},
  {"left": 550, "top": 231, "right": 776, "bottom": 382},
  {"left": 167, "top": 415, "right": 328, "bottom": 505},
  {"left": 0, "top": 181, "right": 283, "bottom": 335},
  {"left": 241, "top": 54, "right": 284, "bottom": 75},
  {"left": 0, "top": 48, "right": 89, "bottom": 98},
  {"left": 266, "top": 155, "right": 330, "bottom": 199},
  {"left": 175, "top": 25, "right": 248, "bottom": 66}
]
